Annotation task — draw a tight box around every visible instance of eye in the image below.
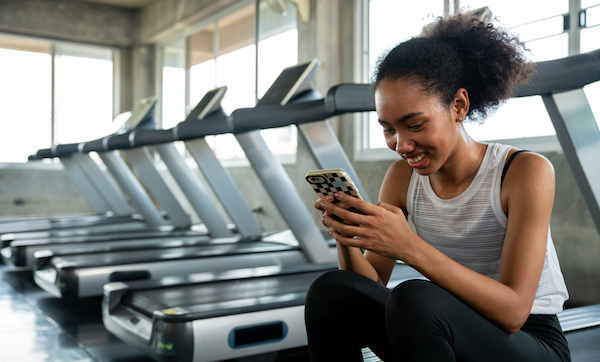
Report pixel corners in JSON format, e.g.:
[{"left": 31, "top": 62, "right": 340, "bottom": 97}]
[
  {"left": 408, "top": 122, "right": 424, "bottom": 131},
  {"left": 382, "top": 128, "right": 395, "bottom": 134}
]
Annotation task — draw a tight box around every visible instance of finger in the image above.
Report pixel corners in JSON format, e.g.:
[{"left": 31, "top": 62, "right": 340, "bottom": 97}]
[
  {"left": 330, "top": 230, "right": 363, "bottom": 248},
  {"left": 326, "top": 215, "right": 363, "bottom": 238},
  {"left": 321, "top": 197, "right": 351, "bottom": 217},
  {"left": 334, "top": 192, "right": 375, "bottom": 214},
  {"left": 314, "top": 199, "right": 324, "bottom": 211},
  {"left": 332, "top": 205, "right": 367, "bottom": 226},
  {"left": 314, "top": 196, "right": 333, "bottom": 212}
]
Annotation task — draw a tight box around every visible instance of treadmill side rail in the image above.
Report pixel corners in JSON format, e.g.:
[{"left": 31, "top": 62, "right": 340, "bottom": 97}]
[
  {"left": 192, "top": 306, "right": 306, "bottom": 362},
  {"left": 103, "top": 282, "right": 195, "bottom": 362}
]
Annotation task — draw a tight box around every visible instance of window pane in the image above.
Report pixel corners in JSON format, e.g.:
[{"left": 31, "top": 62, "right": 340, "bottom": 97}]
[
  {"left": 188, "top": 25, "right": 216, "bottom": 108},
  {"left": 585, "top": 5, "right": 600, "bottom": 27},
  {"left": 162, "top": 38, "right": 186, "bottom": 129},
  {"left": 580, "top": 26, "right": 600, "bottom": 53},
  {"left": 257, "top": 0, "right": 298, "bottom": 156},
  {"left": 512, "top": 15, "right": 564, "bottom": 42},
  {"left": 54, "top": 44, "right": 113, "bottom": 144},
  {"left": 459, "top": 0, "right": 568, "bottom": 28},
  {"left": 0, "top": 48, "right": 52, "bottom": 162},
  {"left": 526, "top": 33, "right": 569, "bottom": 61},
  {"left": 217, "top": 5, "right": 256, "bottom": 113},
  {"left": 213, "top": 5, "right": 256, "bottom": 160},
  {"left": 257, "top": 0, "right": 298, "bottom": 98},
  {"left": 463, "top": 96, "right": 555, "bottom": 141},
  {"left": 582, "top": 0, "right": 600, "bottom": 9},
  {"left": 368, "top": 112, "right": 386, "bottom": 149},
  {"left": 369, "top": 0, "right": 445, "bottom": 77}
]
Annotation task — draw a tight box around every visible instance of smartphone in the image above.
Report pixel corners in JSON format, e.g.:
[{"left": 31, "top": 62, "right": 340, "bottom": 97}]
[{"left": 306, "top": 168, "right": 365, "bottom": 222}]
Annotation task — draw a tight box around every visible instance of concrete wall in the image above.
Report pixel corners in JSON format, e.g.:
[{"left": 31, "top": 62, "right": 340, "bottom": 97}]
[
  {"left": 0, "top": 163, "right": 95, "bottom": 217},
  {"left": 0, "top": 0, "right": 598, "bottom": 307}
]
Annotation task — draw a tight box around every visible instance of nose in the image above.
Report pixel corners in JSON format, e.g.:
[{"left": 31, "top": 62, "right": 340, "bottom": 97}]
[{"left": 392, "top": 133, "right": 414, "bottom": 155}]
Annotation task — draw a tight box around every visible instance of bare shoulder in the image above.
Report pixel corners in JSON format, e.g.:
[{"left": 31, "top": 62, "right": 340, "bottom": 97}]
[
  {"left": 502, "top": 150, "right": 555, "bottom": 209},
  {"left": 379, "top": 159, "right": 413, "bottom": 209},
  {"left": 505, "top": 150, "right": 555, "bottom": 184}
]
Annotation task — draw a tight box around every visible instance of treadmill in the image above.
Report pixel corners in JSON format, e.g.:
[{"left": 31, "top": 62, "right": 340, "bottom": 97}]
[
  {"left": 5, "top": 89, "right": 261, "bottom": 269},
  {"left": 0, "top": 97, "right": 167, "bottom": 242},
  {"left": 0, "top": 110, "right": 137, "bottom": 231},
  {"left": 32, "top": 59, "right": 356, "bottom": 298},
  {"left": 99, "top": 60, "right": 422, "bottom": 362},
  {"left": 1, "top": 97, "right": 220, "bottom": 268}
]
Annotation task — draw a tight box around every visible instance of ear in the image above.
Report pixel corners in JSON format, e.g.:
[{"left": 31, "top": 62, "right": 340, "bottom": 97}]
[{"left": 452, "top": 88, "right": 470, "bottom": 122}]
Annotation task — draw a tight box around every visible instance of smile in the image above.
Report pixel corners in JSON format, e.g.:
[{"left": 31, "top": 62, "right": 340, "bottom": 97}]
[{"left": 406, "top": 153, "right": 426, "bottom": 164}]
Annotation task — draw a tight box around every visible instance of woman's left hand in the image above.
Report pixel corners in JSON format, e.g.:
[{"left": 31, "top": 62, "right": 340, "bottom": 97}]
[{"left": 321, "top": 192, "right": 416, "bottom": 260}]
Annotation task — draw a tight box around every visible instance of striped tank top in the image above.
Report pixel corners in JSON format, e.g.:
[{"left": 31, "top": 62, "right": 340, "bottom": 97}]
[{"left": 406, "top": 143, "right": 569, "bottom": 314}]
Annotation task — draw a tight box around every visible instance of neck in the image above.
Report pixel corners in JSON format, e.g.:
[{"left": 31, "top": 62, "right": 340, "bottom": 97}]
[{"left": 430, "top": 126, "right": 487, "bottom": 198}]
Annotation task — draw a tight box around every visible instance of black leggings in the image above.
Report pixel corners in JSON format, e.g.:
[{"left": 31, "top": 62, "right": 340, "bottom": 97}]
[{"left": 305, "top": 270, "right": 571, "bottom": 362}]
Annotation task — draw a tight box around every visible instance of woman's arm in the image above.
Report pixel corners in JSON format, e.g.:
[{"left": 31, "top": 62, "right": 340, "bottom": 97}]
[{"left": 323, "top": 153, "right": 554, "bottom": 334}]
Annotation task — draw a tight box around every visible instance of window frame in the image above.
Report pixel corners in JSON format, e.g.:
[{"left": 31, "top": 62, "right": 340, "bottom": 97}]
[{"left": 354, "top": 0, "right": 592, "bottom": 161}]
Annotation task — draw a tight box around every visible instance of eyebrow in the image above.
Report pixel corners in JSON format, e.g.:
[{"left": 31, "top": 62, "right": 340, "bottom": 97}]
[{"left": 378, "top": 112, "right": 424, "bottom": 125}]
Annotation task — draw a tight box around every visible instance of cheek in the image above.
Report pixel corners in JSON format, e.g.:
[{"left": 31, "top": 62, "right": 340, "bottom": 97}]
[{"left": 384, "top": 133, "right": 396, "bottom": 151}]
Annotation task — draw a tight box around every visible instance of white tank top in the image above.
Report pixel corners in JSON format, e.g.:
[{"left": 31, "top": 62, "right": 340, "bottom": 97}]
[{"left": 406, "top": 143, "right": 569, "bottom": 314}]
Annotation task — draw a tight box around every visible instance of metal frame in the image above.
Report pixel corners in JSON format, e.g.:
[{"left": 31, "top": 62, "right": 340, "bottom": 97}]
[{"left": 543, "top": 89, "right": 600, "bottom": 233}]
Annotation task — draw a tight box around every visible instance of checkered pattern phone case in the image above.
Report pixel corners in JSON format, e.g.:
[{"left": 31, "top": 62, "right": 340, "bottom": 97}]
[{"left": 307, "top": 170, "right": 361, "bottom": 199}]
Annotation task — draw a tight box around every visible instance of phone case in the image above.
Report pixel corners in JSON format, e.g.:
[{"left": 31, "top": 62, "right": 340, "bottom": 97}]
[{"left": 305, "top": 168, "right": 364, "bottom": 201}]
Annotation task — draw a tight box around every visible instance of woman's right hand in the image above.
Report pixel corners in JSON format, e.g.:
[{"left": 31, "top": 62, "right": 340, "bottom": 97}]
[{"left": 313, "top": 196, "right": 330, "bottom": 214}]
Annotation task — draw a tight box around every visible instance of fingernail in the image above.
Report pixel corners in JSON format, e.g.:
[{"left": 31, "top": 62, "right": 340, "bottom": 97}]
[
  {"left": 321, "top": 217, "right": 328, "bottom": 225},
  {"left": 325, "top": 195, "right": 334, "bottom": 201},
  {"left": 335, "top": 192, "right": 344, "bottom": 199}
]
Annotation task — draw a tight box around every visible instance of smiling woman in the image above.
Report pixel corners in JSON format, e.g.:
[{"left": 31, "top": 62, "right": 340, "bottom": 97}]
[{"left": 305, "top": 12, "right": 571, "bottom": 362}]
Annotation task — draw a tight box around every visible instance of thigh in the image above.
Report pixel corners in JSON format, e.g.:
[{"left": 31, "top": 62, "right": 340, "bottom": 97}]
[{"left": 385, "top": 280, "right": 569, "bottom": 362}]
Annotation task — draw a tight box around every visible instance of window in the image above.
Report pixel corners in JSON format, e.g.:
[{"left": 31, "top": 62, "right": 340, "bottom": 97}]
[
  {"left": 364, "top": 0, "right": 445, "bottom": 151},
  {"left": 53, "top": 44, "right": 114, "bottom": 144},
  {"left": 158, "top": 0, "right": 298, "bottom": 163},
  {"left": 359, "top": 0, "right": 599, "bottom": 159},
  {"left": 0, "top": 33, "right": 117, "bottom": 163},
  {"left": 0, "top": 35, "right": 52, "bottom": 163},
  {"left": 581, "top": 3, "right": 600, "bottom": 53}
]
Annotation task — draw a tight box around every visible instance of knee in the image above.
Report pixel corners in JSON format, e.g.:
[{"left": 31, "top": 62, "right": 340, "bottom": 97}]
[
  {"left": 306, "top": 270, "right": 354, "bottom": 307},
  {"left": 388, "top": 279, "right": 434, "bottom": 308},
  {"left": 305, "top": 270, "right": 357, "bottom": 323},
  {"left": 386, "top": 279, "right": 449, "bottom": 327}
]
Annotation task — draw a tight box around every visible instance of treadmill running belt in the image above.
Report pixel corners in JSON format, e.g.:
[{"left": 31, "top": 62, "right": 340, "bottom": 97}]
[{"left": 124, "top": 271, "right": 326, "bottom": 320}]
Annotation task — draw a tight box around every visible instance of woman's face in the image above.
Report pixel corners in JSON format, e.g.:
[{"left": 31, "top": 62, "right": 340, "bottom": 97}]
[{"left": 375, "top": 77, "right": 462, "bottom": 176}]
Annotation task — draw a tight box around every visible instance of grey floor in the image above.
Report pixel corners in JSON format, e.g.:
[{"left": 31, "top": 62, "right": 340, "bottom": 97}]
[
  {"left": 1, "top": 263, "right": 598, "bottom": 362},
  {"left": 0, "top": 264, "right": 310, "bottom": 362},
  {"left": 0, "top": 266, "right": 153, "bottom": 362}
]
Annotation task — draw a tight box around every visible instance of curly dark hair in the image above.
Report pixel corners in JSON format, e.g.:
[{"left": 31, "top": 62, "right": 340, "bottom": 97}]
[{"left": 372, "top": 13, "right": 535, "bottom": 122}]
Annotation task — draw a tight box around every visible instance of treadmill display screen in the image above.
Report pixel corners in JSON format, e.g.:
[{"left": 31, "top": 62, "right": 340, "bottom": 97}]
[
  {"left": 230, "top": 321, "right": 287, "bottom": 348},
  {"left": 258, "top": 62, "right": 314, "bottom": 106}
]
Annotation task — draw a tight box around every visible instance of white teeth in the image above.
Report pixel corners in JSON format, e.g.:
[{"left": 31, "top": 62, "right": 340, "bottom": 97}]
[{"left": 407, "top": 154, "right": 425, "bottom": 163}]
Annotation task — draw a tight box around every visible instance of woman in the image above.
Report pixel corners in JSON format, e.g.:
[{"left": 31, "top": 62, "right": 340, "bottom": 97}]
[{"left": 305, "top": 13, "right": 571, "bottom": 362}]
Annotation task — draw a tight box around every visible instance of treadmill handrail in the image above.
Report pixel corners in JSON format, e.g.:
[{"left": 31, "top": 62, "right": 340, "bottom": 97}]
[{"left": 513, "top": 48, "right": 600, "bottom": 97}]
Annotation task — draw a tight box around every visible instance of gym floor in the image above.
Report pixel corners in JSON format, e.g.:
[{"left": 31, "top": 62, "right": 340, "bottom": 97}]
[
  {"left": 0, "top": 264, "right": 310, "bottom": 362},
  {"left": 1, "top": 263, "right": 597, "bottom": 362}
]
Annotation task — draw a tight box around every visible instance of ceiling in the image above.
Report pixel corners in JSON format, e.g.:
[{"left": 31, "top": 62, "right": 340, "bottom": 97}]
[{"left": 74, "top": 0, "right": 157, "bottom": 9}]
